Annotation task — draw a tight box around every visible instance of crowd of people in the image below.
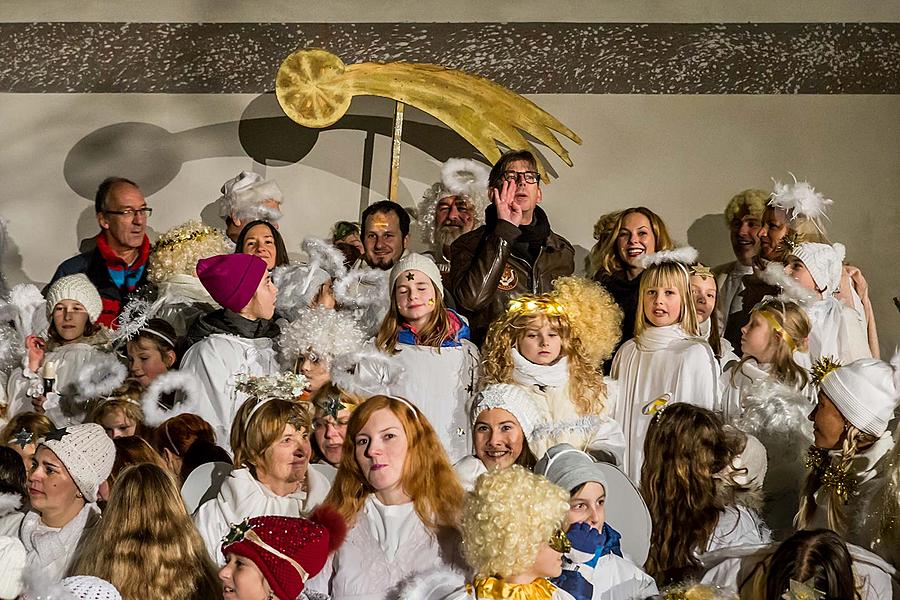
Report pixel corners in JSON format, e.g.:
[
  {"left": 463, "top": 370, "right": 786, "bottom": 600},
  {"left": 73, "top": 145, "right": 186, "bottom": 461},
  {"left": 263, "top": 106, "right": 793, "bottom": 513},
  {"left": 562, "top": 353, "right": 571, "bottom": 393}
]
[{"left": 0, "top": 149, "right": 896, "bottom": 600}]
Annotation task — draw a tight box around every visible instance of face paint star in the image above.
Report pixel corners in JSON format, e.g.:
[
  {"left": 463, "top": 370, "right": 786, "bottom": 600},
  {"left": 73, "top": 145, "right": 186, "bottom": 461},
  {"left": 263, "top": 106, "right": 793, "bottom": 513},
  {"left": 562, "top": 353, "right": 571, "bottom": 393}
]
[
  {"left": 222, "top": 519, "right": 254, "bottom": 545},
  {"left": 42, "top": 427, "right": 69, "bottom": 442},
  {"left": 12, "top": 428, "right": 33, "bottom": 448},
  {"left": 405, "top": 272, "right": 416, "bottom": 281}
]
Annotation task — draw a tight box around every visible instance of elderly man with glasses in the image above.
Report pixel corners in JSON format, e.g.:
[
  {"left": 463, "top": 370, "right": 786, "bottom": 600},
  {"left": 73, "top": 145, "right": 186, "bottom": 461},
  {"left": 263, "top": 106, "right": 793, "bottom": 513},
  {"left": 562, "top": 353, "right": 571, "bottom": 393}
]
[
  {"left": 47, "top": 176, "right": 152, "bottom": 326},
  {"left": 450, "top": 149, "right": 575, "bottom": 344}
]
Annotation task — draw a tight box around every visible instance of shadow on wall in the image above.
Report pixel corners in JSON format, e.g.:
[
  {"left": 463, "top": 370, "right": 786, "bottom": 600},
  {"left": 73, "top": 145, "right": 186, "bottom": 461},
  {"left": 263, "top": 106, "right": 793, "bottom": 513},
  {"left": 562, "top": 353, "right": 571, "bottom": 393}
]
[
  {"left": 687, "top": 213, "right": 732, "bottom": 267},
  {"left": 62, "top": 93, "right": 487, "bottom": 214}
]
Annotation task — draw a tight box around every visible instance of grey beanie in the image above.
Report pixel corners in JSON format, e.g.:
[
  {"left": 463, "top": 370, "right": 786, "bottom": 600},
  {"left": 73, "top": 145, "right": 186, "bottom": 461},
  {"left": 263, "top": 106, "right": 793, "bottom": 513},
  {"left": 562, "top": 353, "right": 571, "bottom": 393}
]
[{"left": 534, "top": 443, "right": 607, "bottom": 494}]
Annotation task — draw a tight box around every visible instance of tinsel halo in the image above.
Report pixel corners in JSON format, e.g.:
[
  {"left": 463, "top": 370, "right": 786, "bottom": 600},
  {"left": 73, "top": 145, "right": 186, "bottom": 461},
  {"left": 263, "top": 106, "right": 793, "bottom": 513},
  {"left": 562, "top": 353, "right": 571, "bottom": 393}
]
[
  {"left": 551, "top": 276, "right": 623, "bottom": 366},
  {"left": 148, "top": 220, "right": 233, "bottom": 283},
  {"left": 234, "top": 371, "right": 309, "bottom": 401}
]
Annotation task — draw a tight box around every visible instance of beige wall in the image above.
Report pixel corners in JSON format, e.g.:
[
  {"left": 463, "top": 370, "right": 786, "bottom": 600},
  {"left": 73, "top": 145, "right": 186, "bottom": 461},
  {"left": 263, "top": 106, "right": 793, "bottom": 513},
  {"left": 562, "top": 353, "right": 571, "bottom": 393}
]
[{"left": 1, "top": 2, "right": 897, "bottom": 353}]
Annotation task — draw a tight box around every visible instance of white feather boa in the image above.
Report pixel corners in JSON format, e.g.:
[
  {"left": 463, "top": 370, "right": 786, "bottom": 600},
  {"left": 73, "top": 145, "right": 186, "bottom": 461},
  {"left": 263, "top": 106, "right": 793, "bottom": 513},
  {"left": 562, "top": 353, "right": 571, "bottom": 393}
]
[
  {"left": 140, "top": 370, "right": 203, "bottom": 426},
  {"left": 396, "top": 568, "right": 466, "bottom": 600},
  {"left": 0, "top": 491, "right": 22, "bottom": 517},
  {"left": 637, "top": 246, "right": 698, "bottom": 269},
  {"left": 770, "top": 173, "right": 833, "bottom": 222},
  {"left": 0, "top": 283, "right": 49, "bottom": 341},
  {"left": 331, "top": 349, "right": 404, "bottom": 397},
  {"left": 76, "top": 354, "right": 128, "bottom": 400},
  {"left": 757, "top": 262, "right": 819, "bottom": 305}
]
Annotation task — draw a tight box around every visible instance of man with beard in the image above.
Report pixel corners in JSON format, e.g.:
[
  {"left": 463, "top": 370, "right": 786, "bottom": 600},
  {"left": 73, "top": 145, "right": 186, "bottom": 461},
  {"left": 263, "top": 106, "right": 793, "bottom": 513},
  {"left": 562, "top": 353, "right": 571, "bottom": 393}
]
[
  {"left": 416, "top": 158, "right": 490, "bottom": 285},
  {"left": 712, "top": 188, "right": 768, "bottom": 353},
  {"left": 450, "top": 150, "right": 575, "bottom": 344}
]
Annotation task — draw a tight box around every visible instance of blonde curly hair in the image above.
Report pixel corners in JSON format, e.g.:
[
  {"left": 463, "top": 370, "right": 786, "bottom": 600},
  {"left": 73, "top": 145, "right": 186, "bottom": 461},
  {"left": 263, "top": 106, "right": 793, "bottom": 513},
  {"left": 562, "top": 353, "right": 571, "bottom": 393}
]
[
  {"left": 723, "top": 188, "right": 768, "bottom": 226},
  {"left": 461, "top": 465, "right": 569, "bottom": 578},
  {"left": 552, "top": 276, "right": 622, "bottom": 365},
  {"left": 148, "top": 220, "right": 233, "bottom": 283},
  {"left": 481, "top": 296, "right": 608, "bottom": 415}
]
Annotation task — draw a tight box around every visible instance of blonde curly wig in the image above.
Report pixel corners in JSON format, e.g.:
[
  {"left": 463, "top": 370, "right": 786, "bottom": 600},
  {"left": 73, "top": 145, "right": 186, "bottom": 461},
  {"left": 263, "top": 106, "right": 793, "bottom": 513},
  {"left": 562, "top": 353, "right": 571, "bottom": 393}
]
[
  {"left": 723, "top": 188, "right": 768, "bottom": 226},
  {"left": 148, "top": 220, "right": 233, "bottom": 283},
  {"left": 551, "top": 276, "right": 622, "bottom": 365},
  {"left": 461, "top": 465, "right": 569, "bottom": 578}
]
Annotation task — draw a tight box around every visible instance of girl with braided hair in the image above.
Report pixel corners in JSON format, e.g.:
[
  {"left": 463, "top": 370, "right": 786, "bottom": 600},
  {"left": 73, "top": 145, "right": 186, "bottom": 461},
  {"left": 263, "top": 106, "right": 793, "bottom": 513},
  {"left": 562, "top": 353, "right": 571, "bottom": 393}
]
[{"left": 795, "top": 355, "right": 899, "bottom": 556}]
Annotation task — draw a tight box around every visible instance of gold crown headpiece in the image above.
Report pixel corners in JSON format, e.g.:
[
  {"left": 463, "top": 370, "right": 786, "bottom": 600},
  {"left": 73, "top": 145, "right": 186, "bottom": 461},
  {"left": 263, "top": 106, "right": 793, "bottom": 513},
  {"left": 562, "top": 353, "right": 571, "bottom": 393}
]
[
  {"left": 689, "top": 263, "right": 713, "bottom": 280},
  {"left": 506, "top": 295, "right": 566, "bottom": 317},
  {"left": 152, "top": 223, "right": 222, "bottom": 254},
  {"left": 811, "top": 355, "right": 842, "bottom": 386}
]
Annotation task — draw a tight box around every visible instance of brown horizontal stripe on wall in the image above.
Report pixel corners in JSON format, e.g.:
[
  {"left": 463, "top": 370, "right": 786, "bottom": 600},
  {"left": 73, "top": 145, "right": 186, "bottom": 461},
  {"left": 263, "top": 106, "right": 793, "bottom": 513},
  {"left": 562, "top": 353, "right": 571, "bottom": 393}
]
[{"left": 1, "top": 22, "right": 897, "bottom": 94}]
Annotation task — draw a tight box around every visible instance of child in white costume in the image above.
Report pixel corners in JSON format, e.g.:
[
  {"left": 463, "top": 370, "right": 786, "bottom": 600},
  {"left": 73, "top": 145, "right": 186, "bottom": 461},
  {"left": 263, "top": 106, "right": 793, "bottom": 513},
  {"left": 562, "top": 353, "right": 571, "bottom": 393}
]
[
  {"left": 179, "top": 254, "right": 280, "bottom": 446},
  {"left": 400, "top": 465, "right": 576, "bottom": 600},
  {"left": 795, "top": 354, "right": 900, "bottom": 557},
  {"left": 6, "top": 275, "right": 111, "bottom": 427},
  {"left": 481, "top": 277, "right": 625, "bottom": 464},
  {"left": 690, "top": 263, "right": 739, "bottom": 373},
  {"left": 535, "top": 444, "right": 658, "bottom": 600},
  {"left": 784, "top": 241, "right": 870, "bottom": 363},
  {"left": 720, "top": 297, "right": 814, "bottom": 422},
  {"left": 310, "top": 396, "right": 467, "bottom": 600},
  {"left": 454, "top": 383, "right": 545, "bottom": 490},
  {"left": 375, "top": 253, "right": 479, "bottom": 463},
  {"left": 610, "top": 247, "right": 721, "bottom": 480}
]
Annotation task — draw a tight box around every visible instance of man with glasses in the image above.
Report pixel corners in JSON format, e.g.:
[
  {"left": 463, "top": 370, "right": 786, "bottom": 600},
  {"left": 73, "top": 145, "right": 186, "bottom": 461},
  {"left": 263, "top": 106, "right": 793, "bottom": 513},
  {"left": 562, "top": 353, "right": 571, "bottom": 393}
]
[
  {"left": 450, "top": 149, "right": 575, "bottom": 343},
  {"left": 47, "top": 177, "right": 152, "bottom": 326}
]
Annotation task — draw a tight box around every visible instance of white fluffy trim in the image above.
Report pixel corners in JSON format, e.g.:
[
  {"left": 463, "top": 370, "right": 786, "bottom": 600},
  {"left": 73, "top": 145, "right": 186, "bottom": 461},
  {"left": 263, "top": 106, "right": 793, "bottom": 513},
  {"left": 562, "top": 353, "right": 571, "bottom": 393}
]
[
  {"left": 0, "top": 492, "right": 22, "bottom": 517},
  {"left": 757, "top": 262, "right": 818, "bottom": 305},
  {"left": 76, "top": 354, "right": 128, "bottom": 400},
  {"left": 442, "top": 158, "right": 490, "bottom": 199},
  {"left": 302, "top": 236, "right": 349, "bottom": 282},
  {"left": 637, "top": 246, "right": 698, "bottom": 269},
  {"left": 141, "top": 370, "right": 203, "bottom": 426},
  {"left": 333, "top": 268, "right": 389, "bottom": 308},
  {"left": 396, "top": 568, "right": 466, "bottom": 600},
  {"left": 0, "top": 283, "right": 49, "bottom": 340},
  {"left": 890, "top": 348, "right": 900, "bottom": 397},
  {"left": 331, "top": 350, "right": 405, "bottom": 397},
  {"left": 770, "top": 173, "right": 833, "bottom": 222}
]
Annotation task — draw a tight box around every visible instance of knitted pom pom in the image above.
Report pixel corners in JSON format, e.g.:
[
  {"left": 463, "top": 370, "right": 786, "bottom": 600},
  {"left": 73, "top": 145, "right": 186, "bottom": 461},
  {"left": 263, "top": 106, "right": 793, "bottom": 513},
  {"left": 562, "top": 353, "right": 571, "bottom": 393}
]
[
  {"left": 637, "top": 246, "right": 698, "bottom": 269},
  {"left": 309, "top": 504, "right": 348, "bottom": 552}
]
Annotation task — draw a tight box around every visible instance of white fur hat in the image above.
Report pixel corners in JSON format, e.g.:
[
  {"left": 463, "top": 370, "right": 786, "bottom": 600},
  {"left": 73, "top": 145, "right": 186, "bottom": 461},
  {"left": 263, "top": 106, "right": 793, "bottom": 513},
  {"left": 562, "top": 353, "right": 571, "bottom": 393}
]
[
  {"left": 471, "top": 383, "right": 544, "bottom": 439},
  {"left": 389, "top": 253, "right": 442, "bottom": 292},
  {"left": 39, "top": 423, "right": 115, "bottom": 503},
  {"left": 791, "top": 242, "right": 845, "bottom": 297},
  {"left": 820, "top": 357, "right": 900, "bottom": 437},
  {"left": 0, "top": 535, "right": 25, "bottom": 599},
  {"left": 217, "top": 171, "right": 283, "bottom": 222},
  {"left": 45, "top": 274, "right": 103, "bottom": 324}
]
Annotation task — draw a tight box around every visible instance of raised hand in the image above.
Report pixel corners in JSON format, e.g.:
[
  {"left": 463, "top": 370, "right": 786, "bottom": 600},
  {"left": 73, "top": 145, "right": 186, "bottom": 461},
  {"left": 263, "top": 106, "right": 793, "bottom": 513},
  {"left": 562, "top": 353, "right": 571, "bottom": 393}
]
[
  {"left": 566, "top": 521, "right": 601, "bottom": 563},
  {"left": 491, "top": 179, "right": 523, "bottom": 227},
  {"left": 25, "top": 335, "right": 45, "bottom": 373}
]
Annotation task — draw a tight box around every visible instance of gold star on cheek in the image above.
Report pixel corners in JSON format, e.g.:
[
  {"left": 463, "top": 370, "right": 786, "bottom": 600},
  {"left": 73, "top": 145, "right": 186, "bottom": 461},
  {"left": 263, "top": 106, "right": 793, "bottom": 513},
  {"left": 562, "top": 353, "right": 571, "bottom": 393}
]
[{"left": 405, "top": 272, "right": 415, "bottom": 281}]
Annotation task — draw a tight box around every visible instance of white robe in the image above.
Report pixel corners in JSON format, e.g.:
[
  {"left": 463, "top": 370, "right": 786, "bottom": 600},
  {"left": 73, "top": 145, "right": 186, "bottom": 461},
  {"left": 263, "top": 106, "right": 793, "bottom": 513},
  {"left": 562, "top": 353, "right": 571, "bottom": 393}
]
[
  {"left": 5, "top": 342, "right": 110, "bottom": 427},
  {"left": 389, "top": 341, "right": 479, "bottom": 464},
  {"left": 719, "top": 359, "right": 816, "bottom": 423},
  {"left": 310, "top": 496, "right": 466, "bottom": 600},
  {"left": 453, "top": 455, "right": 488, "bottom": 492},
  {"left": 610, "top": 325, "right": 721, "bottom": 481},
  {"left": 805, "top": 297, "right": 871, "bottom": 363},
  {"left": 178, "top": 333, "right": 279, "bottom": 447},
  {"left": 590, "top": 553, "right": 658, "bottom": 600},
  {"left": 193, "top": 464, "right": 332, "bottom": 564},
  {"left": 154, "top": 274, "right": 220, "bottom": 337}
]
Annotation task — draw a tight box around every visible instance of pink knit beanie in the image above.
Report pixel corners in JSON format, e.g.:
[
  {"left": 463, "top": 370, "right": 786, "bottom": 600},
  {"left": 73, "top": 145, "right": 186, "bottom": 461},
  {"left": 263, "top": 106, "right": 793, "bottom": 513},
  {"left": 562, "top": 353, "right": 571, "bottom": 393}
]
[{"left": 197, "top": 254, "right": 267, "bottom": 312}]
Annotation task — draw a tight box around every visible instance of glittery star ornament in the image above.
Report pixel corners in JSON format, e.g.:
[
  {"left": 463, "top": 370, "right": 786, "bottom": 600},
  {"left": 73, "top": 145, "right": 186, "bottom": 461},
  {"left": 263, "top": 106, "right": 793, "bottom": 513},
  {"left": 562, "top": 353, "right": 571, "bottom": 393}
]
[
  {"left": 222, "top": 519, "right": 254, "bottom": 545},
  {"left": 811, "top": 356, "right": 842, "bottom": 386},
  {"left": 12, "top": 428, "right": 33, "bottom": 448},
  {"left": 782, "top": 578, "right": 825, "bottom": 600},
  {"left": 42, "top": 427, "right": 69, "bottom": 442},
  {"left": 318, "top": 393, "right": 346, "bottom": 419}
]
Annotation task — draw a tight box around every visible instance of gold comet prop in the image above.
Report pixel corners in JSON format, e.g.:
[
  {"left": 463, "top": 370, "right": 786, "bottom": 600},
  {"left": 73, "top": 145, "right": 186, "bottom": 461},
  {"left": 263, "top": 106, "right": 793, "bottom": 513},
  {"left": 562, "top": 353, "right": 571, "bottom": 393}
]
[{"left": 275, "top": 48, "right": 581, "bottom": 199}]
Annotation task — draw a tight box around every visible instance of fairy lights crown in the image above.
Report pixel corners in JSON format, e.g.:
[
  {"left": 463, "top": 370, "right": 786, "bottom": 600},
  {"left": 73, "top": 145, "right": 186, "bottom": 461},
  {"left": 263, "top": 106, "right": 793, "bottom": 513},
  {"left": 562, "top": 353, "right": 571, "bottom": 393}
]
[
  {"left": 810, "top": 356, "right": 842, "bottom": 386},
  {"left": 506, "top": 295, "right": 566, "bottom": 317}
]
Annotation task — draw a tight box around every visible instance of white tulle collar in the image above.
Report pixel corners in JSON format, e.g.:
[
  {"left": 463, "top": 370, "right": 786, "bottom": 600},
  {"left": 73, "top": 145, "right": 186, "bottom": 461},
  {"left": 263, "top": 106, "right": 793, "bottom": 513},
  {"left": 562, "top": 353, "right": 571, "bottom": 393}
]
[{"left": 511, "top": 347, "right": 569, "bottom": 387}]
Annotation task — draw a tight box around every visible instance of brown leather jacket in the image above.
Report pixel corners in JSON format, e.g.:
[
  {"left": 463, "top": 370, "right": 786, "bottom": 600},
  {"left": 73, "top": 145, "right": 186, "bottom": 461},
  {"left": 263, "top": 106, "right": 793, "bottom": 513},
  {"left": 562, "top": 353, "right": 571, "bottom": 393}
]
[{"left": 449, "top": 213, "right": 575, "bottom": 343}]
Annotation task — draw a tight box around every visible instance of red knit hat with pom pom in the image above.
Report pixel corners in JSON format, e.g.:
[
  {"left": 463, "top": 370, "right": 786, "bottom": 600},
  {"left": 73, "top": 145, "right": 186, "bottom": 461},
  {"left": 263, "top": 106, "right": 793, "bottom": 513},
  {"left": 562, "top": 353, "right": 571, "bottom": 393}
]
[{"left": 221, "top": 507, "right": 346, "bottom": 600}]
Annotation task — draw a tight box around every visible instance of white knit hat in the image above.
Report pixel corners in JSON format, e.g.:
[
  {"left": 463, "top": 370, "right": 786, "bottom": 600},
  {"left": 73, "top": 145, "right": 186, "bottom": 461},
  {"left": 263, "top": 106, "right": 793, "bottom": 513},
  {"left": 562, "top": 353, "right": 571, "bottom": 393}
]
[
  {"left": 791, "top": 242, "right": 845, "bottom": 297},
  {"left": 471, "top": 383, "right": 544, "bottom": 439},
  {"left": 0, "top": 536, "right": 25, "bottom": 599},
  {"left": 217, "top": 171, "right": 283, "bottom": 222},
  {"left": 39, "top": 423, "right": 115, "bottom": 503},
  {"left": 45, "top": 274, "right": 103, "bottom": 324},
  {"left": 62, "top": 576, "right": 122, "bottom": 600},
  {"left": 820, "top": 358, "right": 900, "bottom": 437},
  {"left": 389, "top": 253, "right": 442, "bottom": 292}
]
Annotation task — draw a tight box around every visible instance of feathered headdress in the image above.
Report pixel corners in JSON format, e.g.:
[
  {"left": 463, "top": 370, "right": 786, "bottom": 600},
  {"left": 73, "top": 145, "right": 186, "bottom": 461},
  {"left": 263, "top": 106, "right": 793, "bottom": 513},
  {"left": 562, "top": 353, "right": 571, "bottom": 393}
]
[
  {"left": 140, "top": 370, "right": 203, "bottom": 426},
  {"left": 417, "top": 158, "right": 490, "bottom": 246},
  {"left": 277, "top": 306, "right": 367, "bottom": 370},
  {"left": 637, "top": 246, "right": 699, "bottom": 270},
  {"left": 0, "top": 283, "right": 49, "bottom": 341},
  {"left": 757, "top": 262, "right": 819, "bottom": 305},
  {"left": 109, "top": 296, "right": 167, "bottom": 346},
  {"left": 273, "top": 237, "right": 348, "bottom": 321},
  {"left": 217, "top": 171, "right": 283, "bottom": 222},
  {"left": 75, "top": 354, "right": 128, "bottom": 400},
  {"left": 769, "top": 174, "right": 833, "bottom": 225}
]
